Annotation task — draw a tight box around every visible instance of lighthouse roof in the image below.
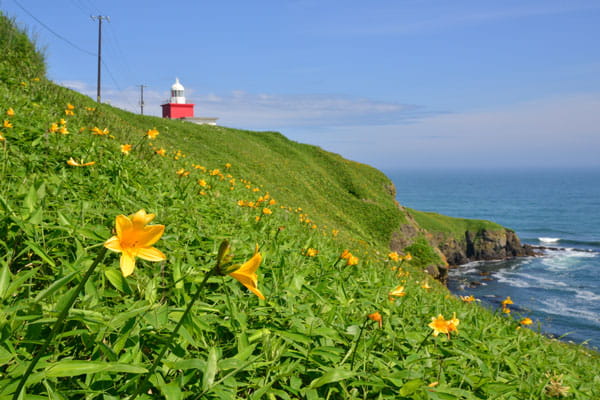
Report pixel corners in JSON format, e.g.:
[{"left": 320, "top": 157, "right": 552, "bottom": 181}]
[{"left": 171, "top": 77, "right": 184, "bottom": 91}]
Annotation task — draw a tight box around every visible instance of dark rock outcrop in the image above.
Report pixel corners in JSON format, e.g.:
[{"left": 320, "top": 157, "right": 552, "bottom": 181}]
[{"left": 435, "top": 228, "right": 536, "bottom": 266}]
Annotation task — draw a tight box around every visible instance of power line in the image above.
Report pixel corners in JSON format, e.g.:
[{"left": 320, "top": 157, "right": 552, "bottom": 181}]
[{"left": 12, "top": 0, "right": 96, "bottom": 57}]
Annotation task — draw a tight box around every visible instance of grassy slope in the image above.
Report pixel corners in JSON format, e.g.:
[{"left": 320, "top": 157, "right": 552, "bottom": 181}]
[
  {"left": 408, "top": 209, "right": 506, "bottom": 238},
  {"left": 1, "top": 13, "right": 599, "bottom": 399}
]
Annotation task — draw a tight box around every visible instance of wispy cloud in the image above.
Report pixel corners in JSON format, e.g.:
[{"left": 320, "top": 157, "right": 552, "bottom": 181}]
[
  {"left": 60, "top": 80, "right": 429, "bottom": 130},
  {"left": 310, "top": 93, "right": 600, "bottom": 169}
]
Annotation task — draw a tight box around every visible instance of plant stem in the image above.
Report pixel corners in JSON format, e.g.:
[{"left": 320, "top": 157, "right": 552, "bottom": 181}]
[
  {"left": 350, "top": 318, "right": 369, "bottom": 370},
  {"left": 416, "top": 330, "right": 434, "bottom": 353},
  {"left": 12, "top": 246, "right": 108, "bottom": 400},
  {"left": 130, "top": 268, "right": 216, "bottom": 400}
]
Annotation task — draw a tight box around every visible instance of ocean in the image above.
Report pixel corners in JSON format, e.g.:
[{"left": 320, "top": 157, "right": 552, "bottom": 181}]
[{"left": 385, "top": 168, "right": 600, "bottom": 349}]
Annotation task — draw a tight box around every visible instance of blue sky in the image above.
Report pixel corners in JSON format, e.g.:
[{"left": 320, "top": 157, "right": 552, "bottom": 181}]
[{"left": 2, "top": 0, "right": 600, "bottom": 170}]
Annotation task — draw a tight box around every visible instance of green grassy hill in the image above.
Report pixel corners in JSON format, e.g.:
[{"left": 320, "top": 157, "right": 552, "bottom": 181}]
[{"left": 1, "top": 13, "right": 599, "bottom": 399}]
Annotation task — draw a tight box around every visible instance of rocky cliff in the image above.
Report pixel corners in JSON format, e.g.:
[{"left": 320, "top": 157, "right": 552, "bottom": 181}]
[{"left": 432, "top": 228, "right": 536, "bottom": 266}]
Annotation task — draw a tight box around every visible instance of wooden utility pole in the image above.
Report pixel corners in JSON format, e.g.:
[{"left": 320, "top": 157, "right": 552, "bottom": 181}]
[
  {"left": 137, "top": 84, "right": 147, "bottom": 115},
  {"left": 91, "top": 15, "right": 110, "bottom": 103}
]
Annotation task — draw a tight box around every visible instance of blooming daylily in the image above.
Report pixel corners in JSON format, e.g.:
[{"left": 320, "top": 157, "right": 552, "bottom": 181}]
[
  {"left": 388, "top": 251, "right": 400, "bottom": 261},
  {"left": 104, "top": 209, "right": 166, "bottom": 277},
  {"left": 368, "top": 311, "right": 383, "bottom": 328},
  {"left": 429, "top": 314, "right": 450, "bottom": 337},
  {"left": 3, "top": 120, "right": 12, "bottom": 128},
  {"left": 67, "top": 157, "right": 95, "bottom": 167},
  {"left": 460, "top": 295, "right": 477, "bottom": 303},
  {"left": 501, "top": 296, "right": 514, "bottom": 307},
  {"left": 262, "top": 208, "right": 272, "bottom": 215},
  {"left": 388, "top": 285, "right": 407, "bottom": 301},
  {"left": 340, "top": 249, "right": 352, "bottom": 260},
  {"left": 146, "top": 128, "right": 159, "bottom": 139},
  {"left": 6, "top": 108, "right": 14, "bottom": 116},
  {"left": 346, "top": 255, "right": 359, "bottom": 266},
  {"left": 429, "top": 313, "right": 460, "bottom": 338},
  {"left": 447, "top": 312, "right": 460, "bottom": 334},
  {"left": 305, "top": 248, "right": 318, "bottom": 257},
  {"left": 120, "top": 144, "right": 132, "bottom": 155},
  {"left": 228, "top": 245, "right": 265, "bottom": 300},
  {"left": 520, "top": 317, "right": 533, "bottom": 326}
]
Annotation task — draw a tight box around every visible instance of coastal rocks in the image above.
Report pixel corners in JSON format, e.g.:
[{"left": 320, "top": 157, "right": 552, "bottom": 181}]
[{"left": 436, "top": 228, "right": 536, "bottom": 266}]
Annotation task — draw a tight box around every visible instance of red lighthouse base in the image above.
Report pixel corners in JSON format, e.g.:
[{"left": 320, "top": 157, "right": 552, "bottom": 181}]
[{"left": 161, "top": 103, "right": 195, "bottom": 119}]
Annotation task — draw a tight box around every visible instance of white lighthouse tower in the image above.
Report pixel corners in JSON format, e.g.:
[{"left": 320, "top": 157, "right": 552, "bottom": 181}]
[{"left": 170, "top": 78, "right": 186, "bottom": 104}]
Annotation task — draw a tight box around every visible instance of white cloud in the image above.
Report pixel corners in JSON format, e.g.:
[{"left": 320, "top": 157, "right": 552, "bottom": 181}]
[
  {"left": 57, "top": 80, "right": 600, "bottom": 170},
  {"left": 59, "top": 80, "right": 423, "bottom": 129},
  {"left": 308, "top": 93, "right": 600, "bottom": 169}
]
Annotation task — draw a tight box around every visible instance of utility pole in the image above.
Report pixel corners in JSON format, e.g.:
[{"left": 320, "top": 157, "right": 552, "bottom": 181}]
[
  {"left": 91, "top": 15, "right": 110, "bottom": 103},
  {"left": 137, "top": 84, "right": 147, "bottom": 115}
]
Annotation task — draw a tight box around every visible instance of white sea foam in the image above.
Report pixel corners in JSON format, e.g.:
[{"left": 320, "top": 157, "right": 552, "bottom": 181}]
[
  {"left": 539, "top": 237, "right": 560, "bottom": 243},
  {"left": 493, "top": 273, "right": 531, "bottom": 288},
  {"left": 574, "top": 290, "right": 600, "bottom": 302},
  {"left": 538, "top": 298, "right": 600, "bottom": 324}
]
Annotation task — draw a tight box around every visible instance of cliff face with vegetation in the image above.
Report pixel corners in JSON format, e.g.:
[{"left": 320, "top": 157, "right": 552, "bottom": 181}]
[{"left": 404, "top": 209, "right": 535, "bottom": 268}]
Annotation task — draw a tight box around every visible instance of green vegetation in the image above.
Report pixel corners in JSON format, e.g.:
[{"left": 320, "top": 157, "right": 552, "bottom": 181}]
[
  {"left": 1, "top": 13, "right": 599, "bottom": 399},
  {"left": 408, "top": 209, "right": 506, "bottom": 239}
]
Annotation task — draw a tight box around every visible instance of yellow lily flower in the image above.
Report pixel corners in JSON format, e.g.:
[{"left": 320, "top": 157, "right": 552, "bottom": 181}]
[
  {"left": 388, "top": 251, "right": 400, "bottom": 261},
  {"left": 147, "top": 128, "right": 159, "bottom": 139},
  {"left": 368, "top": 311, "right": 383, "bottom": 328},
  {"left": 67, "top": 157, "right": 95, "bottom": 167},
  {"left": 120, "top": 144, "right": 132, "bottom": 155},
  {"left": 388, "top": 285, "right": 406, "bottom": 301},
  {"left": 346, "top": 255, "right": 359, "bottom": 266},
  {"left": 3, "top": 120, "right": 12, "bottom": 128},
  {"left": 104, "top": 209, "right": 166, "bottom": 277},
  {"left": 229, "top": 245, "right": 265, "bottom": 299},
  {"left": 520, "top": 317, "right": 533, "bottom": 326},
  {"left": 429, "top": 314, "right": 450, "bottom": 337},
  {"left": 6, "top": 108, "right": 15, "bottom": 116}
]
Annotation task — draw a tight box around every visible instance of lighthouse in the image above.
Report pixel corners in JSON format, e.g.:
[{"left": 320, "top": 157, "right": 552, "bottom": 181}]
[{"left": 161, "top": 78, "right": 195, "bottom": 119}]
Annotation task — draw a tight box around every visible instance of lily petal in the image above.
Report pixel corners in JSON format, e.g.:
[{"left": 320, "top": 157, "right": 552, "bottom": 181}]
[
  {"left": 120, "top": 252, "right": 137, "bottom": 277},
  {"left": 104, "top": 236, "right": 123, "bottom": 252},
  {"left": 136, "top": 246, "right": 167, "bottom": 262},
  {"left": 115, "top": 214, "right": 132, "bottom": 238},
  {"left": 237, "top": 252, "right": 262, "bottom": 275},
  {"left": 136, "top": 225, "right": 165, "bottom": 247}
]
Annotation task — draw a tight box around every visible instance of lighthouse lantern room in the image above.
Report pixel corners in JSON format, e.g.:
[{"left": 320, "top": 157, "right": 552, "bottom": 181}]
[{"left": 161, "top": 78, "right": 195, "bottom": 119}]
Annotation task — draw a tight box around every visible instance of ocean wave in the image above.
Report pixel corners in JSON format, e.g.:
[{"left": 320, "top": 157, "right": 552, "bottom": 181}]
[
  {"left": 539, "top": 237, "right": 560, "bottom": 243},
  {"left": 494, "top": 271, "right": 568, "bottom": 289},
  {"left": 574, "top": 290, "right": 600, "bottom": 302},
  {"left": 538, "top": 298, "right": 600, "bottom": 324}
]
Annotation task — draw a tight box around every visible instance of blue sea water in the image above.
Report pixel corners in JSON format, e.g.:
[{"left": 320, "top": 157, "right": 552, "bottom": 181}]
[{"left": 385, "top": 168, "right": 600, "bottom": 349}]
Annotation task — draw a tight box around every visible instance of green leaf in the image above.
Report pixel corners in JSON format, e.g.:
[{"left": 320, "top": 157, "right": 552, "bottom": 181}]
[
  {"left": 308, "top": 367, "right": 355, "bottom": 389},
  {"left": 24, "top": 240, "right": 56, "bottom": 268},
  {"left": 400, "top": 379, "right": 424, "bottom": 396},
  {"left": 24, "top": 184, "right": 38, "bottom": 214},
  {"left": 202, "top": 347, "right": 219, "bottom": 391},
  {"left": 0, "top": 262, "right": 11, "bottom": 300},
  {"left": 104, "top": 269, "right": 131, "bottom": 294},
  {"left": 45, "top": 361, "right": 147, "bottom": 377},
  {"left": 34, "top": 271, "right": 77, "bottom": 302}
]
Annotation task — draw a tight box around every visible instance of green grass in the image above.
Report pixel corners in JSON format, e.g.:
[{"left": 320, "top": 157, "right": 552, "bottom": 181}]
[
  {"left": 407, "top": 209, "right": 506, "bottom": 239},
  {"left": 1, "top": 12, "right": 599, "bottom": 399}
]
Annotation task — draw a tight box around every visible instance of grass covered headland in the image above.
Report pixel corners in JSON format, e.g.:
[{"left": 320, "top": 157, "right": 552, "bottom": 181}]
[{"left": 1, "top": 12, "right": 599, "bottom": 399}]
